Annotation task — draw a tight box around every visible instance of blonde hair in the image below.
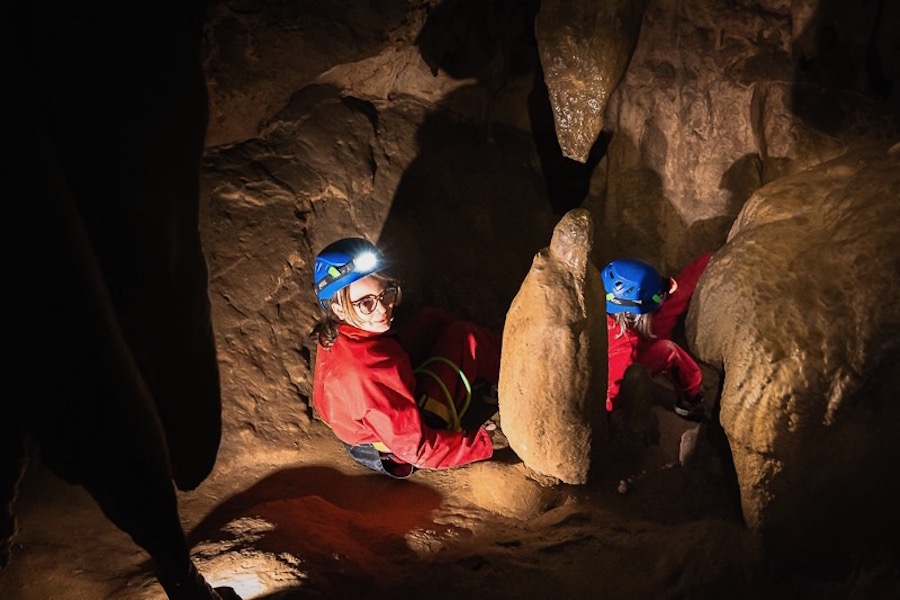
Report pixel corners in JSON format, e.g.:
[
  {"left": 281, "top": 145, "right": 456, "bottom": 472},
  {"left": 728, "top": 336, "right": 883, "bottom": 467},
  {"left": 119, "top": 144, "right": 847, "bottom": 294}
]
[
  {"left": 613, "top": 311, "right": 656, "bottom": 340},
  {"left": 310, "top": 272, "right": 398, "bottom": 348}
]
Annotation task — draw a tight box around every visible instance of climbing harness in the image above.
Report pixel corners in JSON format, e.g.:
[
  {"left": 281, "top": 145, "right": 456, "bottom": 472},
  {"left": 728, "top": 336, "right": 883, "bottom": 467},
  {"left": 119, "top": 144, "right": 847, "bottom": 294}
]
[{"left": 414, "top": 355, "right": 472, "bottom": 432}]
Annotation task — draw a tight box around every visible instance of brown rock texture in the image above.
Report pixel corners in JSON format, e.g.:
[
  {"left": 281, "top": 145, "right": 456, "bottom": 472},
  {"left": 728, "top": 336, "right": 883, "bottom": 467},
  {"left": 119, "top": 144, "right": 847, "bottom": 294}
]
[
  {"left": 201, "top": 81, "right": 556, "bottom": 465},
  {"left": 536, "top": 0, "right": 647, "bottom": 163},
  {"left": 499, "top": 209, "right": 608, "bottom": 484},
  {"left": 4, "top": 1, "right": 900, "bottom": 598},
  {"left": 688, "top": 141, "right": 900, "bottom": 555},
  {"left": 593, "top": 0, "right": 898, "bottom": 271},
  {"left": 202, "top": 0, "right": 412, "bottom": 146}
]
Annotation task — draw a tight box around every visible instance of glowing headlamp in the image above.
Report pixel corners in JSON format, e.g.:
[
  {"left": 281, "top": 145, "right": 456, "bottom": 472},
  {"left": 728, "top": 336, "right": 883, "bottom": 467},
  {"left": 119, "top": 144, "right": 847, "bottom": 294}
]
[
  {"left": 352, "top": 251, "right": 378, "bottom": 272},
  {"left": 315, "top": 250, "right": 380, "bottom": 294}
]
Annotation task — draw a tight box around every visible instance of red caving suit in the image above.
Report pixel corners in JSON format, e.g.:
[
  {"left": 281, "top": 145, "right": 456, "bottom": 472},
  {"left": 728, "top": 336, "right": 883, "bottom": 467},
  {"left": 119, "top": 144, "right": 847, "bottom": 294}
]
[
  {"left": 605, "top": 253, "right": 713, "bottom": 412},
  {"left": 312, "top": 308, "right": 499, "bottom": 471}
]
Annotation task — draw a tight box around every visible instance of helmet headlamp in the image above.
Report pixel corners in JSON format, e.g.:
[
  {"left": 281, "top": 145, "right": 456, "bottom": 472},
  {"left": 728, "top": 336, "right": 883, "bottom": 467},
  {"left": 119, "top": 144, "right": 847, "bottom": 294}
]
[
  {"left": 352, "top": 251, "right": 378, "bottom": 272},
  {"left": 313, "top": 238, "right": 387, "bottom": 309}
]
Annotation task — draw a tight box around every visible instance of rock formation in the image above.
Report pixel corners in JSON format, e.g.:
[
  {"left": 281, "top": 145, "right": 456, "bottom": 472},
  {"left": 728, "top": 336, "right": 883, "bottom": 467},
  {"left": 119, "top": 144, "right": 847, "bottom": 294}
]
[
  {"left": 499, "top": 208, "right": 608, "bottom": 484},
  {"left": 536, "top": 0, "right": 648, "bottom": 163},
  {"left": 593, "top": 0, "right": 898, "bottom": 270},
  {"left": 6, "top": 1, "right": 899, "bottom": 597},
  {"left": 196, "top": 0, "right": 899, "bottom": 558},
  {"left": 196, "top": 0, "right": 899, "bottom": 575},
  {"left": 687, "top": 141, "right": 900, "bottom": 560}
]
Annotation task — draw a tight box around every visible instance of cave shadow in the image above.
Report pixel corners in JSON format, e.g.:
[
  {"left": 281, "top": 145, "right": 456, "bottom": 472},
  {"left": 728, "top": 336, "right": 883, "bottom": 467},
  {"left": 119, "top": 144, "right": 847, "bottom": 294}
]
[
  {"left": 384, "top": 0, "right": 557, "bottom": 335},
  {"left": 588, "top": 362, "right": 744, "bottom": 531},
  {"left": 415, "top": 0, "right": 609, "bottom": 218},
  {"left": 716, "top": 153, "right": 760, "bottom": 224},
  {"left": 416, "top": 0, "right": 541, "bottom": 140},
  {"left": 695, "top": 365, "right": 744, "bottom": 526},
  {"left": 587, "top": 142, "right": 764, "bottom": 276},
  {"left": 790, "top": 0, "right": 898, "bottom": 138},
  {"left": 582, "top": 129, "right": 668, "bottom": 270},
  {"left": 528, "top": 63, "right": 610, "bottom": 217},
  {"left": 183, "top": 464, "right": 445, "bottom": 549},
  {"left": 376, "top": 103, "right": 556, "bottom": 334}
]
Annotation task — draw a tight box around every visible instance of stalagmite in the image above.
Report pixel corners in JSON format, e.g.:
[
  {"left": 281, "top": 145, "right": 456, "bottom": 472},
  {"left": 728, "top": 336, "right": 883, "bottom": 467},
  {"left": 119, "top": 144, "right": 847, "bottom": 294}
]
[{"left": 498, "top": 208, "right": 607, "bottom": 484}]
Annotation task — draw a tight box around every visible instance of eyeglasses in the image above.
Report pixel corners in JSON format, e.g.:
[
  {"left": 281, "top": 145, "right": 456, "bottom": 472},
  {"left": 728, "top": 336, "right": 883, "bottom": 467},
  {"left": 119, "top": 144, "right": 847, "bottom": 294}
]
[{"left": 350, "top": 285, "right": 399, "bottom": 315}]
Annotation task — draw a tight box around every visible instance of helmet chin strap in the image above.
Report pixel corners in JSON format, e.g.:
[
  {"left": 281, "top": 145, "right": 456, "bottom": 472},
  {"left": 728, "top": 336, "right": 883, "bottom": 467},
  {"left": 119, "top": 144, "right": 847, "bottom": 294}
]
[
  {"left": 606, "top": 293, "right": 661, "bottom": 308},
  {"left": 607, "top": 275, "right": 676, "bottom": 308}
]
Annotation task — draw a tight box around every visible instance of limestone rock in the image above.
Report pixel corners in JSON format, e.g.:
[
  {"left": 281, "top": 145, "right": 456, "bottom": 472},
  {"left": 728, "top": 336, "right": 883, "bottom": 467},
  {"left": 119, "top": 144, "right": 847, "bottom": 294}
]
[
  {"left": 535, "top": 0, "right": 647, "bottom": 163},
  {"left": 201, "top": 82, "right": 555, "bottom": 457},
  {"left": 593, "top": 0, "right": 898, "bottom": 271},
  {"left": 498, "top": 208, "right": 608, "bottom": 484},
  {"left": 687, "top": 141, "right": 900, "bottom": 554},
  {"left": 203, "top": 0, "right": 411, "bottom": 147}
]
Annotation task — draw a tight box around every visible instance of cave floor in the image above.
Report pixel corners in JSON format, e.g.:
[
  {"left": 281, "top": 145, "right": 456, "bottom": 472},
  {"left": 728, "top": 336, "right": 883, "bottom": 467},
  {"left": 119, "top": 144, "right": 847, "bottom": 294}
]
[{"left": 1, "top": 408, "right": 896, "bottom": 600}]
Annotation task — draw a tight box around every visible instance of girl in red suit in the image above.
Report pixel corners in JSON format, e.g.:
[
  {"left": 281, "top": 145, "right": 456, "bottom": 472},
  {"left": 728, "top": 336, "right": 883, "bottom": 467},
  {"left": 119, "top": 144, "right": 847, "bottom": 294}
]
[
  {"left": 602, "top": 253, "right": 713, "bottom": 419},
  {"left": 311, "top": 238, "right": 500, "bottom": 478}
]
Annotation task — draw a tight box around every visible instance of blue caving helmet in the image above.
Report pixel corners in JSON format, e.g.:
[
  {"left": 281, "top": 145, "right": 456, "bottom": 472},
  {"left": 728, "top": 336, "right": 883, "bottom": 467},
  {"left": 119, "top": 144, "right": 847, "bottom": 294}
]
[
  {"left": 314, "top": 237, "right": 385, "bottom": 309},
  {"left": 602, "top": 258, "right": 669, "bottom": 315}
]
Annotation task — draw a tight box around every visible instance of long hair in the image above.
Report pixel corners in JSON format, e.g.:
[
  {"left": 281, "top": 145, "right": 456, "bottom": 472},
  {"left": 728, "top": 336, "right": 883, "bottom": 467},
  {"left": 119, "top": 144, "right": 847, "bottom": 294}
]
[
  {"left": 613, "top": 311, "right": 656, "bottom": 340},
  {"left": 310, "top": 272, "right": 399, "bottom": 348}
]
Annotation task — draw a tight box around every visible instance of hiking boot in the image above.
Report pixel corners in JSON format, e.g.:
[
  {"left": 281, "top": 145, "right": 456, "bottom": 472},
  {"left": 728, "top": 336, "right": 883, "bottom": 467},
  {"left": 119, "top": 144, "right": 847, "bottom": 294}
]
[
  {"left": 674, "top": 390, "right": 705, "bottom": 421},
  {"left": 473, "top": 380, "right": 499, "bottom": 406}
]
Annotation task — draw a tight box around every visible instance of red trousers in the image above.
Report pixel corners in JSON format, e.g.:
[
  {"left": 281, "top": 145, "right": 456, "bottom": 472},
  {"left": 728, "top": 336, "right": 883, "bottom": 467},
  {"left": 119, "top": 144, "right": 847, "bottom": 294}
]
[
  {"left": 636, "top": 338, "right": 703, "bottom": 398},
  {"left": 399, "top": 308, "right": 501, "bottom": 420},
  {"left": 605, "top": 252, "right": 713, "bottom": 411}
]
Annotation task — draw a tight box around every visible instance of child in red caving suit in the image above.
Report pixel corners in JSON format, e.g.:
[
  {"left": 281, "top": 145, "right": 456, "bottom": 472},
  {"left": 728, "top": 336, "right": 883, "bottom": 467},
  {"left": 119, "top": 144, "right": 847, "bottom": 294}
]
[
  {"left": 601, "top": 252, "right": 713, "bottom": 419},
  {"left": 310, "top": 237, "right": 500, "bottom": 478}
]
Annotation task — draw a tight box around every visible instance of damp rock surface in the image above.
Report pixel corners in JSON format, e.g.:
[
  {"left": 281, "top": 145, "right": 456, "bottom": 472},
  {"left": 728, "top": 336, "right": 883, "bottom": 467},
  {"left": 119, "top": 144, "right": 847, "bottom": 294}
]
[{"left": 498, "top": 209, "right": 608, "bottom": 484}]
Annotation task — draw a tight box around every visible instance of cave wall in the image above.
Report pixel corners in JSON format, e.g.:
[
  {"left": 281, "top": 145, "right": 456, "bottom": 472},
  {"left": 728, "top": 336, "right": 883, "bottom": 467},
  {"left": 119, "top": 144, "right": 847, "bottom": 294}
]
[
  {"left": 688, "top": 142, "right": 900, "bottom": 558},
  {"left": 197, "top": 0, "right": 899, "bottom": 554},
  {"left": 588, "top": 0, "right": 898, "bottom": 272}
]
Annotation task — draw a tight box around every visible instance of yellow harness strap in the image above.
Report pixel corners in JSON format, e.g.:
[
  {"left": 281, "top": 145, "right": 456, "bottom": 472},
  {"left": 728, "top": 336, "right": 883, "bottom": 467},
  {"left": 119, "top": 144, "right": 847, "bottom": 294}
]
[{"left": 417, "top": 394, "right": 456, "bottom": 429}]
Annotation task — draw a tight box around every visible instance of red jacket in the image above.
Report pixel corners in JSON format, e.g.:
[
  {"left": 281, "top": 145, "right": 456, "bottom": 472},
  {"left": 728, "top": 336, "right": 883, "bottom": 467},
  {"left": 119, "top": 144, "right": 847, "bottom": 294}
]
[
  {"left": 312, "top": 323, "right": 493, "bottom": 470},
  {"left": 606, "top": 252, "right": 713, "bottom": 411}
]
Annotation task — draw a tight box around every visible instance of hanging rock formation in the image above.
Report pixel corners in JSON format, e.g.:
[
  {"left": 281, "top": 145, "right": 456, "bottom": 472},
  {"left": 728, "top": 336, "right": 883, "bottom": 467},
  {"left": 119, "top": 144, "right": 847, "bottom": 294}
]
[
  {"left": 499, "top": 208, "right": 607, "bottom": 484},
  {"left": 535, "top": 0, "right": 648, "bottom": 163},
  {"left": 687, "top": 141, "right": 900, "bottom": 560}
]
